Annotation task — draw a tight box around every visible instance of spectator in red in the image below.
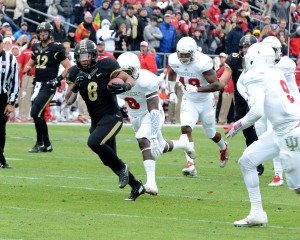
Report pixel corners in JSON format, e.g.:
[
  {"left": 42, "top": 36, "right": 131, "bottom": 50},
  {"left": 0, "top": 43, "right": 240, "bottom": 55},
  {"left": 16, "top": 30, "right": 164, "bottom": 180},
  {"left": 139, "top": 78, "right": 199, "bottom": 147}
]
[
  {"left": 189, "top": 18, "right": 198, "bottom": 36},
  {"left": 216, "top": 53, "right": 234, "bottom": 125},
  {"left": 138, "top": 41, "right": 157, "bottom": 74},
  {"left": 75, "top": 11, "right": 98, "bottom": 44},
  {"left": 208, "top": 0, "right": 221, "bottom": 24},
  {"left": 236, "top": 9, "right": 248, "bottom": 32},
  {"left": 289, "top": 26, "right": 300, "bottom": 58},
  {"left": 96, "top": 40, "right": 116, "bottom": 60},
  {"left": 295, "top": 55, "right": 300, "bottom": 92},
  {"left": 17, "top": 36, "right": 39, "bottom": 122}
]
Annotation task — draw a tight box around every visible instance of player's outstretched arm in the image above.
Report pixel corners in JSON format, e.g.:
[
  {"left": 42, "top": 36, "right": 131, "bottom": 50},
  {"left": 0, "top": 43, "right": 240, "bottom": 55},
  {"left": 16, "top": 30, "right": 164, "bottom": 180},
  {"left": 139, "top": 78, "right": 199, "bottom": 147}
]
[
  {"left": 60, "top": 58, "right": 72, "bottom": 79},
  {"left": 197, "top": 69, "right": 223, "bottom": 92},
  {"left": 65, "top": 82, "right": 77, "bottom": 105}
]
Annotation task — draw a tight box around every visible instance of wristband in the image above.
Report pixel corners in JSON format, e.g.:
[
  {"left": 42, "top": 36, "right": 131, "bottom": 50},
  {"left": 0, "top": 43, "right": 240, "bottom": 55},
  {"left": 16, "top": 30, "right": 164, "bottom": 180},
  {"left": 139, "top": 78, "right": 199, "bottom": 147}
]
[{"left": 56, "top": 75, "right": 63, "bottom": 82}]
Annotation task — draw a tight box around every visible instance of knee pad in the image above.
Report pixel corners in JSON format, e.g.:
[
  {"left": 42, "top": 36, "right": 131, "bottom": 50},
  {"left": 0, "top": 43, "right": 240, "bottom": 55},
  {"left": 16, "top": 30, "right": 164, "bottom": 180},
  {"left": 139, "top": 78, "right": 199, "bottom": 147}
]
[{"left": 238, "top": 155, "right": 256, "bottom": 171}]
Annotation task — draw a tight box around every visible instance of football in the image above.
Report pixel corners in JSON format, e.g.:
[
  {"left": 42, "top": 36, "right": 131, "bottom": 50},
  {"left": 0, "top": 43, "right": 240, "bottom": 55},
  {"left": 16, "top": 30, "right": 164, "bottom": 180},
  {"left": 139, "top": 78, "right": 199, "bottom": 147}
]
[{"left": 107, "top": 78, "right": 125, "bottom": 90}]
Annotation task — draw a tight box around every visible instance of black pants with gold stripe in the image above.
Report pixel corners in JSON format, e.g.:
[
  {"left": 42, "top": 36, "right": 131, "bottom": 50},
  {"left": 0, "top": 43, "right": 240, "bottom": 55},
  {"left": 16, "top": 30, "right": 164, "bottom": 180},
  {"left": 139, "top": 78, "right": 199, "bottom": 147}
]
[
  {"left": 30, "top": 83, "right": 55, "bottom": 146},
  {"left": 88, "top": 113, "right": 140, "bottom": 189}
]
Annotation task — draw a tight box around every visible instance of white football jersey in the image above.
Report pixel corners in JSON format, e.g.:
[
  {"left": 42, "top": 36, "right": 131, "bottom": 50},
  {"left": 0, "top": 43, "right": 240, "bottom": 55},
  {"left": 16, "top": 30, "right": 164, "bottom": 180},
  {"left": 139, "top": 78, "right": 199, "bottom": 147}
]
[
  {"left": 118, "top": 69, "right": 160, "bottom": 117},
  {"left": 243, "top": 66, "right": 300, "bottom": 135},
  {"left": 275, "top": 56, "right": 299, "bottom": 96},
  {"left": 168, "top": 51, "right": 214, "bottom": 102}
]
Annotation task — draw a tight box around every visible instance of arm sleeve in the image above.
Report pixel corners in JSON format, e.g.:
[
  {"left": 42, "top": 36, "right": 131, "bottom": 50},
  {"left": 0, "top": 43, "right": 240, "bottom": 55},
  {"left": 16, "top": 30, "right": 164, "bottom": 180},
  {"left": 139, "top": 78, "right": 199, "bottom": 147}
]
[
  {"left": 8, "top": 55, "right": 19, "bottom": 105},
  {"left": 238, "top": 83, "right": 265, "bottom": 132},
  {"left": 150, "top": 109, "right": 162, "bottom": 138}
]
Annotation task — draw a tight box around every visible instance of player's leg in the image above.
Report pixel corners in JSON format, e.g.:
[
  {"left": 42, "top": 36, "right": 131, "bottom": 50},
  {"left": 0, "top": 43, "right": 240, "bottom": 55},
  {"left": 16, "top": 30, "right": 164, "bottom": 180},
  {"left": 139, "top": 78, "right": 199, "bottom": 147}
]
[
  {"left": 180, "top": 97, "right": 198, "bottom": 176},
  {"left": 234, "top": 130, "right": 279, "bottom": 227},
  {"left": 29, "top": 84, "right": 55, "bottom": 153},
  {"left": 200, "top": 97, "right": 228, "bottom": 168},
  {"left": 277, "top": 126, "right": 300, "bottom": 194},
  {"left": 268, "top": 156, "right": 284, "bottom": 186},
  {"left": 133, "top": 114, "right": 158, "bottom": 195},
  {"left": 88, "top": 114, "right": 145, "bottom": 199}
]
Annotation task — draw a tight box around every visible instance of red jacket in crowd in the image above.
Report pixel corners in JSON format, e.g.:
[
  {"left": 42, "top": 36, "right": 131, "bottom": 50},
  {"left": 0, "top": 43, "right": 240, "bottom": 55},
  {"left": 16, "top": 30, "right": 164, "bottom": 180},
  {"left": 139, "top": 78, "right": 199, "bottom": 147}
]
[
  {"left": 17, "top": 48, "right": 36, "bottom": 87},
  {"left": 295, "top": 66, "right": 300, "bottom": 92},
  {"left": 97, "top": 52, "right": 116, "bottom": 60},
  {"left": 208, "top": 4, "right": 221, "bottom": 24},
  {"left": 289, "top": 33, "right": 300, "bottom": 57},
  {"left": 217, "top": 65, "right": 234, "bottom": 93},
  {"left": 138, "top": 52, "right": 157, "bottom": 74}
]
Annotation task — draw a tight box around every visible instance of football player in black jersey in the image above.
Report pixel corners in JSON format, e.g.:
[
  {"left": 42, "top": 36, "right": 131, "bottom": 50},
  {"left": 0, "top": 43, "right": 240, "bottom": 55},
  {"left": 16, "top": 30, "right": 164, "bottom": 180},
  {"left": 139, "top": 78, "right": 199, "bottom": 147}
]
[
  {"left": 192, "top": 35, "right": 264, "bottom": 175},
  {"left": 65, "top": 40, "right": 145, "bottom": 201},
  {"left": 24, "top": 22, "right": 71, "bottom": 153}
]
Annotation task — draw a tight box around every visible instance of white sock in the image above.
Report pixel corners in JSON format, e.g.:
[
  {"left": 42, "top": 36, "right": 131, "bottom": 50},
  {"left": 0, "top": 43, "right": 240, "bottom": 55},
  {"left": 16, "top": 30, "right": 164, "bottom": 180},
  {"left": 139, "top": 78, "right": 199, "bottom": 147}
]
[
  {"left": 216, "top": 136, "right": 226, "bottom": 150},
  {"left": 172, "top": 140, "right": 186, "bottom": 150},
  {"left": 250, "top": 201, "right": 263, "bottom": 212},
  {"left": 184, "top": 142, "right": 194, "bottom": 164},
  {"left": 273, "top": 157, "right": 283, "bottom": 179},
  {"left": 143, "top": 160, "right": 156, "bottom": 185}
]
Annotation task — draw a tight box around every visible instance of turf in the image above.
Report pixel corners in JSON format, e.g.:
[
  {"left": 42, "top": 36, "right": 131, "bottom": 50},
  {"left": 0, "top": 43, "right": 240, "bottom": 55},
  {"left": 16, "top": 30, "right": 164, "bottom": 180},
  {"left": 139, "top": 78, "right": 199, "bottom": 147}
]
[{"left": 0, "top": 124, "right": 299, "bottom": 240}]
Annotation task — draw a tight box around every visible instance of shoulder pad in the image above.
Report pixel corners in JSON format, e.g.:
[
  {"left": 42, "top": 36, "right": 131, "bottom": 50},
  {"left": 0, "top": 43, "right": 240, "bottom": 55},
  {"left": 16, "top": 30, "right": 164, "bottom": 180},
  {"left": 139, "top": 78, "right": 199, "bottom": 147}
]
[
  {"left": 276, "top": 57, "right": 296, "bottom": 75},
  {"left": 195, "top": 52, "right": 213, "bottom": 72},
  {"left": 66, "top": 65, "right": 79, "bottom": 83},
  {"left": 138, "top": 69, "right": 159, "bottom": 91},
  {"left": 49, "top": 42, "right": 65, "bottom": 53},
  {"left": 243, "top": 68, "right": 265, "bottom": 86},
  {"left": 168, "top": 53, "right": 179, "bottom": 68},
  {"left": 225, "top": 53, "right": 241, "bottom": 69}
]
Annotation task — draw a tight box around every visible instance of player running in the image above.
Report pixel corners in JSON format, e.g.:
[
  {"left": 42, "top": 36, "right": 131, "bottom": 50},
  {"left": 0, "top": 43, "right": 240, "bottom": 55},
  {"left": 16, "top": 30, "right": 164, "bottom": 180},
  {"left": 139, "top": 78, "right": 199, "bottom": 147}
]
[
  {"left": 226, "top": 42, "right": 300, "bottom": 227},
  {"left": 117, "top": 52, "right": 196, "bottom": 195},
  {"left": 168, "top": 37, "right": 229, "bottom": 176}
]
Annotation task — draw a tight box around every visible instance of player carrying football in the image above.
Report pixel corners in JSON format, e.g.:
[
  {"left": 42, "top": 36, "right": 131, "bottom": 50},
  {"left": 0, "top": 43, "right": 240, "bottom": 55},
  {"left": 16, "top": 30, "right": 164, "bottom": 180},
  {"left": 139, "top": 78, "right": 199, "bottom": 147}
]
[{"left": 66, "top": 40, "right": 145, "bottom": 201}]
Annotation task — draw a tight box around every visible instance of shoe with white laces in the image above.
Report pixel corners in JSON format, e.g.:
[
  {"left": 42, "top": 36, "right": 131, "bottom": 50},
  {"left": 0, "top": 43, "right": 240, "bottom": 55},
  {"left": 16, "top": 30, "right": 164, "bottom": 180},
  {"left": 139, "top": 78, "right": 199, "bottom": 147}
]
[
  {"left": 219, "top": 142, "right": 229, "bottom": 168},
  {"left": 234, "top": 211, "right": 268, "bottom": 227},
  {"left": 144, "top": 183, "right": 158, "bottom": 195},
  {"left": 182, "top": 162, "right": 197, "bottom": 176},
  {"left": 179, "top": 134, "right": 196, "bottom": 159},
  {"left": 268, "top": 175, "right": 284, "bottom": 186},
  {"left": 124, "top": 181, "right": 146, "bottom": 201}
]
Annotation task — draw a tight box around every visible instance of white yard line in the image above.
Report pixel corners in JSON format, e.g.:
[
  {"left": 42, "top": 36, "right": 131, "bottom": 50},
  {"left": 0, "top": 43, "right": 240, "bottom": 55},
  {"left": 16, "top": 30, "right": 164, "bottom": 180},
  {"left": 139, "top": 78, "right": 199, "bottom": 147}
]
[{"left": 1, "top": 205, "right": 299, "bottom": 230}]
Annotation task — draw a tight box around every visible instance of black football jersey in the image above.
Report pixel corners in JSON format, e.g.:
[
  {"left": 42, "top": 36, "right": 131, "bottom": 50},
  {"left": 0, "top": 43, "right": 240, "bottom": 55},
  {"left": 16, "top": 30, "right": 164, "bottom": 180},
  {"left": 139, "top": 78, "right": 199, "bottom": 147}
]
[
  {"left": 224, "top": 53, "right": 243, "bottom": 91},
  {"left": 67, "top": 58, "right": 122, "bottom": 119},
  {"left": 31, "top": 42, "right": 66, "bottom": 82}
]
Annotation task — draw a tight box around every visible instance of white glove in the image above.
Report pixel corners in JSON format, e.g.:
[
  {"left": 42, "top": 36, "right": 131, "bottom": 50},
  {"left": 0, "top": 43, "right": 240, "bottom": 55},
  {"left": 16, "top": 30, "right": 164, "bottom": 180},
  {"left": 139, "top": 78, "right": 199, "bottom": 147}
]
[
  {"left": 226, "top": 120, "right": 242, "bottom": 140},
  {"left": 150, "top": 137, "right": 162, "bottom": 159},
  {"left": 185, "top": 84, "right": 198, "bottom": 93},
  {"left": 169, "top": 92, "right": 178, "bottom": 104}
]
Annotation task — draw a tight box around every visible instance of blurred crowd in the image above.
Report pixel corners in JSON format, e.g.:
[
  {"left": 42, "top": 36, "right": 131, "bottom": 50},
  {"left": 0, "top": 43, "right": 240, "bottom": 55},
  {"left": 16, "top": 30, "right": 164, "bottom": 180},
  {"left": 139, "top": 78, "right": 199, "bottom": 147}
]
[{"left": 2, "top": 0, "right": 300, "bottom": 124}]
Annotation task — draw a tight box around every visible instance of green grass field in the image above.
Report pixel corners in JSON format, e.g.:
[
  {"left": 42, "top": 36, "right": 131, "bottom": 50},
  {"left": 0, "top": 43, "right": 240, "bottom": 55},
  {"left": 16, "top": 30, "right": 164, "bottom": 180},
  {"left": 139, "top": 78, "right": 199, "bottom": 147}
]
[{"left": 0, "top": 124, "right": 299, "bottom": 240}]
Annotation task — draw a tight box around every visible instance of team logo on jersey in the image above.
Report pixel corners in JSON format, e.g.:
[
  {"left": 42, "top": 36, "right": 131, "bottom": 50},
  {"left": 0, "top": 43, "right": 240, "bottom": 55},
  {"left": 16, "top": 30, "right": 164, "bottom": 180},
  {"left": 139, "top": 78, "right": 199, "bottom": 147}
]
[
  {"left": 285, "top": 136, "right": 298, "bottom": 151},
  {"left": 96, "top": 73, "right": 102, "bottom": 77}
]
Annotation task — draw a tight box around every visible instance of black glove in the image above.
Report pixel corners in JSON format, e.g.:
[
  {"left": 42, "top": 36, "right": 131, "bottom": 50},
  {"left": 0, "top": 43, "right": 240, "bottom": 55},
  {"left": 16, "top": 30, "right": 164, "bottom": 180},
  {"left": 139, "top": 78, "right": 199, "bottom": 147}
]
[
  {"left": 47, "top": 78, "right": 59, "bottom": 90},
  {"left": 75, "top": 72, "right": 85, "bottom": 87},
  {"left": 107, "top": 83, "right": 131, "bottom": 94}
]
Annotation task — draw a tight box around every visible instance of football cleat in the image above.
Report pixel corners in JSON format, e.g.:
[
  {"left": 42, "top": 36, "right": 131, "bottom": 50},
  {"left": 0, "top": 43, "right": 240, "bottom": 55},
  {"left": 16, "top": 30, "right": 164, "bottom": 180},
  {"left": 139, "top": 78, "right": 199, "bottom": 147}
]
[
  {"left": 43, "top": 144, "right": 53, "bottom": 152},
  {"left": 219, "top": 142, "right": 229, "bottom": 168},
  {"left": 144, "top": 183, "right": 158, "bottom": 195},
  {"left": 180, "top": 134, "right": 197, "bottom": 159},
  {"left": 124, "top": 181, "right": 146, "bottom": 201},
  {"left": 257, "top": 164, "right": 264, "bottom": 176},
  {"left": 234, "top": 211, "right": 268, "bottom": 227},
  {"left": 28, "top": 144, "right": 44, "bottom": 153},
  {"left": 268, "top": 175, "right": 284, "bottom": 186},
  {"left": 0, "top": 163, "right": 13, "bottom": 169},
  {"left": 117, "top": 164, "right": 129, "bottom": 189},
  {"left": 182, "top": 162, "right": 197, "bottom": 176}
]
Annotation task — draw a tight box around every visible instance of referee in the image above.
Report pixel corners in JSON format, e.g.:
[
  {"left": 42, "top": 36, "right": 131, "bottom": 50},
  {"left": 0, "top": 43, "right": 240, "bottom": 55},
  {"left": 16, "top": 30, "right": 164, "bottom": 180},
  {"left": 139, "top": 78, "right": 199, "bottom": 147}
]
[{"left": 0, "top": 33, "right": 19, "bottom": 169}]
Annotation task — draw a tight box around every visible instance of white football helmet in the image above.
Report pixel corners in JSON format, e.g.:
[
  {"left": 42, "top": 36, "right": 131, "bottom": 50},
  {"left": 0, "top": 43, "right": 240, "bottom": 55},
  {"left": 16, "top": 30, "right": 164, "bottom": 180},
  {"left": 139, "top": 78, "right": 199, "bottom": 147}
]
[
  {"left": 117, "top": 52, "right": 140, "bottom": 79},
  {"left": 263, "top": 36, "right": 282, "bottom": 61},
  {"left": 245, "top": 42, "right": 275, "bottom": 70},
  {"left": 176, "top": 37, "right": 197, "bottom": 65}
]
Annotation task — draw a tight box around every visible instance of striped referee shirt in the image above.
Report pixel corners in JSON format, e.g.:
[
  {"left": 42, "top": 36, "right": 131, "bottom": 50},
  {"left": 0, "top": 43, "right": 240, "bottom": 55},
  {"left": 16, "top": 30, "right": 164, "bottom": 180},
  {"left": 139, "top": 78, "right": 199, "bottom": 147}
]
[{"left": 0, "top": 50, "right": 19, "bottom": 105}]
